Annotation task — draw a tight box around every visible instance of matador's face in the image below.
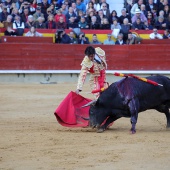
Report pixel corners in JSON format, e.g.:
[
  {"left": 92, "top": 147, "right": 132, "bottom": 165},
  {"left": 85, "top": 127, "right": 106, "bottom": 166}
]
[{"left": 88, "top": 54, "right": 95, "bottom": 61}]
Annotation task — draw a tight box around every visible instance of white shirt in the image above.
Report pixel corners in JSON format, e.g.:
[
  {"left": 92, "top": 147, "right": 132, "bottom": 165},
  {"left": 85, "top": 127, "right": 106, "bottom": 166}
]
[{"left": 149, "top": 33, "right": 163, "bottom": 39}]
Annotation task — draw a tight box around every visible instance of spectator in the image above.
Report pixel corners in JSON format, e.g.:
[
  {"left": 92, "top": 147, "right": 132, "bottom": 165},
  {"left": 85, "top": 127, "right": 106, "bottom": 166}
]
[
  {"left": 60, "top": 29, "right": 71, "bottom": 44},
  {"left": 164, "top": 5, "right": 170, "bottom": 19},
  {"left": 4, "top": 26, "right": 17, "bottom": 36},
  {"left": 132, "top": 18, "right": 145, "bottom": 30},
  {"left": 13, "top": 15, "right": 25, "bottom": 29},
  {"left": 20, "top": 7, "right": 30, "bottom": 23},
  {"left": 131, "top": 8, "right": 147, "bottom": 23},
  {"left": 25, "top": 15, "right": 36, "bottom": 28},
  {"left": 115, "top": 33, "right": 126, "bottom": 45},
  {"left": 56, "top": 16, "right": 67, "bottom": 29},
  {"left": 78, "top": 16, "right": 89, "bottom": 29},
  {"left": 99, "top": 0, "right": 110, "bottom": 10},
  {"left": 89, "top": 15, "right": 100, "bottom": 29},
  {"left": 120, "top": 18, "right": 131, "bottom": 41},
  {"left": 103, "top": 33, "right": 115, "bottom": 45},
  {"left": 149, "top": 28, "right": 163, "bottom": 39},
  {"left": 101, "top": 2, "right": 110, "bottom": 19},
  {"left": 163, "top": 29, "right": 170, "bottom": 38},
  {"left": 143, "top": 20, "right": 153, "bottom": 29},
  {"left": 167, "top": 13, "right": 170, "bottom": 29},
  {"left": 40, "top": 0, "right": 50, "bottom": 15},
  {"left": 33, "top": 7, "right": 44, "bottom": 21},
  {"left": 111, "top": 18, "right": 121, "bottom": 30},
  {"left": 3, "top": 14, "right": 13, "bottom": 28},
  {"left": 46, "top": 14, "right": 56, "bottom": 29},
  {"left": 88, "top": 0, "right": 100, "bottom": 12},
  {"left": 126, "top": 32, "right": 142, "bottom": 44},
  {"left": 119, "top": 8, "right": 132, "bottom": 25},
  {"left": 96, "top": 9, "right": 106, "bottom": 24},
  {"left": 78, "top": 32, "right": 90, "bottom": 44},
  {"left": 76, "top": 0, "right": 86, "bottom": 14},
  {"left": 86, "top": 8, "right": 95, "bottom": 24},
  {"left": 65, "top": 7, "right": 77, "bottom": 23},
  {"left": 86, "top": 1, "right": 95, "bottom": 12},
  {"left": 109, "top": 10, "right": 119, "bottom": 24},
  {"left": 48, "top": 4, "right": 57, "bottom": 15},
  {"left": 90, "top": 34, "right": 102, "bottom": 44},
  {"left": 131, "top": 0, "right": 144, "bottom": 16},
  {"left": 25, "top": 26, "right": 43, "bottom": 37},
  {"left": 126, "top": 0, "right": 134, "bottom": 15},
  {"left": 52, "top": 0, "right": 61, "bottom": 11},
  {"left": 55, "top": 9, "right": 66, "bottom": 23},
  {"left": 155, "top": 16, "right": 167, "bottom": 29},
  {"left": 67, "top": 16, "right": 79, "bottom": 29},
  {"left": 147, "top": 12, "right": 155, "bottom": 26},
  {"left": 100, "top": 17, "right": 110, "bottom": 29},
  {"left": 71, "top": 2, "right": 79, "bottom": 16},
  {"left": 146, "top": 0, "right": 158, "bottom": 13},
  {"left": 69, "top": 31, "right": 78, "bottom": 44},
  {"left": 60, "top": 3, "right": 68, "bottom": 16},
  {"left": 11, "top": 7, "right": 20, "bottom": 21},
  {"left": 0, "top": 6, "right": 9, "bottom": 22},
  {"left": 76, "top": 10, "right": 84, "bottom": 23},
  {"left": 35, "top": 17, "right": 46, "bottom": 29},
  {"left": 141, "top": 4, "right": 147, "bottom": 17}
]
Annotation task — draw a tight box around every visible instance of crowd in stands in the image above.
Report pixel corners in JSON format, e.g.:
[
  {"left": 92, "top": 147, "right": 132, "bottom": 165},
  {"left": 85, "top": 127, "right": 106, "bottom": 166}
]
[{"left": 0, "top": 0, "right": 170, "bottom": 43}]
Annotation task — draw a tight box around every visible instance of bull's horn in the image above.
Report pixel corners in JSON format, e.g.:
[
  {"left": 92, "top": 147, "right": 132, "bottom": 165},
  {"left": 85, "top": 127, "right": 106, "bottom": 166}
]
[
  {"left": 81, "top": 100, "right": 97, "bottom": 108},
  {"left": 81, "top": 117, "right": 89, "bottom": 120}
]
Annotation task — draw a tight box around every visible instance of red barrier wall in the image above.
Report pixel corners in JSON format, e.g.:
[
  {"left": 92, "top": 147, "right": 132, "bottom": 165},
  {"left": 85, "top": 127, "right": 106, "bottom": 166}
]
[{"left": 0, "top": 44, "right": 170, "bottom": 70}]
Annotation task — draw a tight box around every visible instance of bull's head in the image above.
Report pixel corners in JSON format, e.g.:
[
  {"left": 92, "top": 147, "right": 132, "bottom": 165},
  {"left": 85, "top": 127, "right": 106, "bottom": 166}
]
[{"left": 81, "top": 100, "right": 101, "bottom": 129}]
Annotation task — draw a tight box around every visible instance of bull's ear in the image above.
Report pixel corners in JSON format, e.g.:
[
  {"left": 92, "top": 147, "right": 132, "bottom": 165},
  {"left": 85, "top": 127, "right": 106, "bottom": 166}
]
[{"left": 81, "top": 100, "right": 97, "bottom": 108}]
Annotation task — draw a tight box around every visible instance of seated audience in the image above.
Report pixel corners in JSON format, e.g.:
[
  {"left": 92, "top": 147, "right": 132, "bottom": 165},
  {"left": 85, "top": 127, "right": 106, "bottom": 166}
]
[
  {"left": 25, "top": 26, "right": 43, "bottom": 37},
  {"left": 120, "top": 18, "right": 131, "bottom": 41},
  {"left": 103, "top": 33, "right": 115, "bottom": 45},
  {"left": 109, "top": 10, "right": 119, "bottom": 23},
  {"left": 115, "top": 33, "right": 126, "bottom": 45},
  {"left": 35, "top": 17, "right": 46, "bottom": 29},
  {"left": 25, "top": 15, "right": 36, "bottom": 28},
  {"left": 163, "top": 29, "right": 170, "bottom": 39},
  {"left": 100, "top": 17, "right": 110, "bottom": 29},
  {"left": 67, "top": 16, "right": 79, "bottom": 29},
  {"left": 60, "top": 29, "right": 71, "bottom": 44},
  {"left": 101, "top": 2, "right": 110, "bottom": 19},
  {"left": 4, "top": 26, "right": 17, "bottom": 36},
  {"left": 119, "top": 8, "right": 131, "bottom": 25},
  {"left": 126, "top": 32, "right": 142, "bottom": 44},
  {"left": 110, "top": 17, "right": 121, "bottom": 30},
  {"left": 131, "top": 8, "right": 147, "bottom": 23},
  {"left": 132, "top": 18, "right": 145, "bottom": 30},
  {"left": 90, "top": 34, "right": 102, "bottom": 44},
  {"left": 33, "top": 7, "right": 44, "bottom": 21},
  {"left": 78, "top": 16, "right": 89, "bottom": 29},
  {"left": 46, "top": 14, "right": 56, "bottom": 29},
  {"left": 56, "top": 16, "right": 67, "bottom": 29},
  {"left": 3, "top": 14, "right": 13, "bottom": 28},
  {"left": 69, "top": 31, "right": 78, "bottom": 44},
  {"left": 143, "top": 21, "right": 154, "bottom": 30},
  {"left": 149, "top": 28, "right": 163, "bottom": 39},
  {"left": 89, "top": 15, "right": 100, "bottom": 29},
  {"left": 77, "top": 32, "right": 90, "bottom": 44},
  {"left": 155, "top": 16, "right": 167, "bottom": 29}
]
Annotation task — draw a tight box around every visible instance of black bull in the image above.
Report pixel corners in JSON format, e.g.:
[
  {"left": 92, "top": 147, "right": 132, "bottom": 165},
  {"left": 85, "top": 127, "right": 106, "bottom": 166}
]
[{"left": 83, "top": 75, "right": 170, "bottom": 133}]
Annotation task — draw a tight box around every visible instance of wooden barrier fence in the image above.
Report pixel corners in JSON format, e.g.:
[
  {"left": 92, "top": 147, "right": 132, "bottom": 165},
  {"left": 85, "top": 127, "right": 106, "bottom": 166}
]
[{"left": 0, "top": 43, "right": 170, "bottom": 71}]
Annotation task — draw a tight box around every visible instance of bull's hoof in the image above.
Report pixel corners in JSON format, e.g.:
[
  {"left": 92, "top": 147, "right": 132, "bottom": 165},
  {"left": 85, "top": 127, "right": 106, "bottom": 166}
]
[
  {"left": 130, "top": 128, "right": 136, "bottom": 134},
  {"left": 97, "top": 127, "right": 105, "bottom": 133}
]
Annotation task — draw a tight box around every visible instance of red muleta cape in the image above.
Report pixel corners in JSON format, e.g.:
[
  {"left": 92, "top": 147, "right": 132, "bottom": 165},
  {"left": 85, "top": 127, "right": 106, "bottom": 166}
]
[{"left": 54, "top": 91, "right": 92, "bottom": 127}]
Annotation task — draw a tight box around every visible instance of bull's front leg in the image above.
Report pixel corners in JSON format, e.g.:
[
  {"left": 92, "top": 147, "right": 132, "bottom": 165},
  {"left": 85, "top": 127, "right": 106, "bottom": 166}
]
[{"left": 128, "top": 99, "right": 139, "bottom": 134}]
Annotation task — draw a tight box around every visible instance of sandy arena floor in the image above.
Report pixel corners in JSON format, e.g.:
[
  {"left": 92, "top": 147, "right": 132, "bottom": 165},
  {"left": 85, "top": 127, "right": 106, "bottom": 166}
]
[{"left": 0, "top": 82, "right": 170, "bottom": 170}]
